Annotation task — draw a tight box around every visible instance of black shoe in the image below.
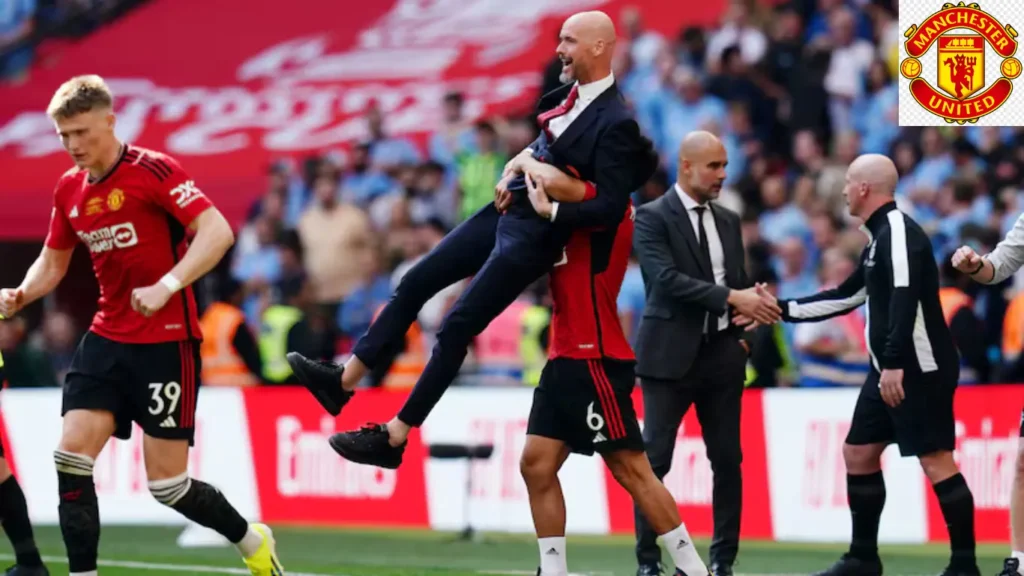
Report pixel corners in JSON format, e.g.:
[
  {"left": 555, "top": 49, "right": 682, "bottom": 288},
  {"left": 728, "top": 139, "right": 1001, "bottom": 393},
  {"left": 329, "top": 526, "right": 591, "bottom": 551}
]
[
  {"left": 286, "top": 352, "right": 354, "bottom": 416},
  {"left": 812, "top": 554, "right": 883, "bottom": 576},
  {"left": 938, "top": 565, "right": 981, "bottom": 576},
  {"left": 329, "top": 423, "right": 406, "bottom": 469},
  {"left": 5, "top": 566, "right": 49, "bottom": 576},
  {"left": 710, "top": 562, "right": 733, "bottom": 576},
  {"left": 637, "top": 564, "right": 663, "bottom": 576},
  {"left": 998, "top": 559, "right": 1021, "bottom": 576}
]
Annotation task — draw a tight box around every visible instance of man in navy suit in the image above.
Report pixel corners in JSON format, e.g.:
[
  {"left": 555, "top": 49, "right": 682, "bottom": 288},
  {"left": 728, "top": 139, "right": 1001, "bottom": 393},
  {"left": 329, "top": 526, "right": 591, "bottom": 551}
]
[{"left": 286, "top": 10, "right": 657, "bottom": 469}]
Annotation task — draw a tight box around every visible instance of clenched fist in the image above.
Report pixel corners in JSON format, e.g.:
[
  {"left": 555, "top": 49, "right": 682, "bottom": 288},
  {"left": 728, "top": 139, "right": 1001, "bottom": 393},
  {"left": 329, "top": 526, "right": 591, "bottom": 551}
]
[
  {"left": 0, "top": 288, "right": 25, "bottom": 318},
  {"left": 951, "top": 245, "right": 984, "bottom": 275}
]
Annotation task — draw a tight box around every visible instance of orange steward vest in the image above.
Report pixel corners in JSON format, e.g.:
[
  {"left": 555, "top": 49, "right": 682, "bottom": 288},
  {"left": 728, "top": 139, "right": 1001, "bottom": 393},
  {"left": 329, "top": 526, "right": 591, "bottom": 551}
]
[
  {"left": 200, "top": 302, "right": 260, "bottom": 387},
  {"left": 373, "top": 305, "right": 426, "bottom": 388}
]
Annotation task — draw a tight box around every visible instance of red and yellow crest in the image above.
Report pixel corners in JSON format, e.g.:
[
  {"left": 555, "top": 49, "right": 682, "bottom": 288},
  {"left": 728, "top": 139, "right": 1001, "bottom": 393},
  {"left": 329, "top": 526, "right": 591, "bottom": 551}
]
[{"left": 901, "top": 2, "right": 1020, "bottom": 124}]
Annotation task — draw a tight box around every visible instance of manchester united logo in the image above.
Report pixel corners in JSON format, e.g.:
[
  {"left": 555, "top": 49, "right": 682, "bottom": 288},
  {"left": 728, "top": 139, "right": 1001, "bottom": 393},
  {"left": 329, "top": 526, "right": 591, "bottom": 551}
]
[
  {"left": 901, "top": 2, "right": 1020, "bottom": 124},
  {"left": 107, "top": 189, "right": 125, "bottom": 212}
]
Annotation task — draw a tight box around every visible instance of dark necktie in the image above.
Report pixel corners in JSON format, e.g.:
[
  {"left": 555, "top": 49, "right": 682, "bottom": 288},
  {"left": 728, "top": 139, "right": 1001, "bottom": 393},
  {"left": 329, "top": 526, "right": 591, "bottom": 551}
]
[
  {"left": 537, "top": 85, "right": 580, "bottom": 140},
  {"left": 694, "top": 206, "right": 718, "bottom": 337}
]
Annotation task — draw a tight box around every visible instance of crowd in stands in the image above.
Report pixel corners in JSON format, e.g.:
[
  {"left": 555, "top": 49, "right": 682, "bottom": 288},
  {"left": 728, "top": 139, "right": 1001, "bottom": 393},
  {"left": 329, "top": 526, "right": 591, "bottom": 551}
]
[{"left": 5, "top": 0, "right": 1024, "bottom": 390}]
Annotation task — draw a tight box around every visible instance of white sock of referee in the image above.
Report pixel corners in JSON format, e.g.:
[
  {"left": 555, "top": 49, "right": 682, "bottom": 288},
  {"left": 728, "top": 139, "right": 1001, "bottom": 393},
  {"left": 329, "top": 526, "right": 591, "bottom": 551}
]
[
  {"left": 662, "top": 523, "right": 709, "bottom": 576},
  {"left": 537, "top": 536, "right": 568, "bottom": 575}
]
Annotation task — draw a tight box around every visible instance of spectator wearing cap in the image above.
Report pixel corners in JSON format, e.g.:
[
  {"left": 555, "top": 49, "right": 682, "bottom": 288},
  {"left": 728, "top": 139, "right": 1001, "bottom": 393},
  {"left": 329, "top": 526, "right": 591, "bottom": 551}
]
[
  {"left": 456, "top": 121, "right": 507, "bottom": 222},
  {"left": 297, "top": 174, "right": 375, "bottom": 322}
]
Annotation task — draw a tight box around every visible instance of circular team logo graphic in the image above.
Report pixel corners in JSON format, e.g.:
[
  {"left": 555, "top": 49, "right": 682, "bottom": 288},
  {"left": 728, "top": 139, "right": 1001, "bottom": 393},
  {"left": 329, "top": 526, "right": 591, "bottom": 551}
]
[
  {"left": 901, "top": 2, "right": 1020, "bottom": 124},
  {"left": 107, "top": 189, "right": 125, "bottom": 211}
]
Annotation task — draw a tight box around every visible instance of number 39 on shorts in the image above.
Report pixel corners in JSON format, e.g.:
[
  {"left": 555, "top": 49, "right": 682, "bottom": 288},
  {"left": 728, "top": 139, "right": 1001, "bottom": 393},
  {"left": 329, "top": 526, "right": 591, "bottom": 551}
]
[{"left": 148, "top": 381, "right": 181, "bottom": 416}]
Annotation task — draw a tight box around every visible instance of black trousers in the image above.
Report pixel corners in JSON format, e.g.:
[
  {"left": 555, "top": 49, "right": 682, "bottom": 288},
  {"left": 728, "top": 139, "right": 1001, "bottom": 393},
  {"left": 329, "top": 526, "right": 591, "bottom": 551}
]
[
  {"left": 634, "top": 335, "right": 746, "bottom": 568},
  {"left": 352, "top": 204, "right": 558, "bottom": 426}
]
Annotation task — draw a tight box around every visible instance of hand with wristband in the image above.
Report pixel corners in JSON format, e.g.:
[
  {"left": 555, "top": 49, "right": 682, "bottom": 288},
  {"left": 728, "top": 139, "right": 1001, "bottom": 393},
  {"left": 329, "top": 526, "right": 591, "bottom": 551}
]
[{"left": 130, "top": 272, "right": 182, "bottom": 317}]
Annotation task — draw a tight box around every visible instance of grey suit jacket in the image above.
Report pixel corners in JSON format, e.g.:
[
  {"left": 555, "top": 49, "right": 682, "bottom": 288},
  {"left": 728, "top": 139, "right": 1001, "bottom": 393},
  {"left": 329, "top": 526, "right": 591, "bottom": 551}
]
[{"left": 633, "top": 190, "right": 751, "bottom": 381}]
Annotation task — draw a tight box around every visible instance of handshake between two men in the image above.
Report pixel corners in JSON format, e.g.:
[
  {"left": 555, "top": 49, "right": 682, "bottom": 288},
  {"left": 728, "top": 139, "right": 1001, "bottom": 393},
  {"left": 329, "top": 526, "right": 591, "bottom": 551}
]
[{"left": 729, "top": 283, "right": 782, "bottom": 330}]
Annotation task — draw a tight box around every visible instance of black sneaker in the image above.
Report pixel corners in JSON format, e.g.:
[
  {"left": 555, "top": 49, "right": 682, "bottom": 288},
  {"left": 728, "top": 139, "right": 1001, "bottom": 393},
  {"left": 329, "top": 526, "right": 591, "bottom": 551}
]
[
  {"left": 286, "top": 352, "right": 353, "bottom": 416},
  {"left": 637, "top": 564, "right": 663, "bottom": 576},
  {"left": 812, "top": 554, "right": 883, "bottom": 576},
  {"left": 998, "top": 559, "right": 1022, "bottom": 576},
  {"left": 329, "top": 423, "right": 406, "bottom": 469},
  {"left": 5, "top": 566, "right": 49, "bottom": 576}
]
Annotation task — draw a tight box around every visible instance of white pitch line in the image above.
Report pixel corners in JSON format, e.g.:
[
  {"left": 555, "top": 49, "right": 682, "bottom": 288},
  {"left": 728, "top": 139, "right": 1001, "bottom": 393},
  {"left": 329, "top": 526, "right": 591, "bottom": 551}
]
[{"left": 0, "top": 554, "right": 339, "bottom": 576}]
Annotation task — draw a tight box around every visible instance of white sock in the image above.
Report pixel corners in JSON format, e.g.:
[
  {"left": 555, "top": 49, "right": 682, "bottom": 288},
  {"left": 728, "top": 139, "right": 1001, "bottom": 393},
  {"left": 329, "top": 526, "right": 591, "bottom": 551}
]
[
  {"left": 538, "top": 536, "right": 568, "bottom": 576},
  {"left": 662, "top": 523, "right": 708, "bottom": 576},
  {"left": 70, "top": 572, "right": 98, "bottom": 576},
  {"left": 1013, "top": 550, "right": 1024, "bottom": 574},
  {"left": 236, "top": 525, "right": 263, "bottom": 558}
]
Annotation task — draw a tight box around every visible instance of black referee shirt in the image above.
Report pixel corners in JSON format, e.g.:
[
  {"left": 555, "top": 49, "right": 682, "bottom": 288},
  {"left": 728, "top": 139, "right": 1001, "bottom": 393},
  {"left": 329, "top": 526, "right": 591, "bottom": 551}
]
[{"left": 780, "top": 201, "right": 959, "bottom": 377}]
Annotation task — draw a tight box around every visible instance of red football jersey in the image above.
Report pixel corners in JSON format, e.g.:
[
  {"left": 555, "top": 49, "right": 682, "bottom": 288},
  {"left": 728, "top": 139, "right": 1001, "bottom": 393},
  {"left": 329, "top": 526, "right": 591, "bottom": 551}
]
[
  {"left": 548, "top": 199, "right": 635, "bottom": 361},
  {"left": 45, "top": 145, "right": 213, "bottom": 344}
]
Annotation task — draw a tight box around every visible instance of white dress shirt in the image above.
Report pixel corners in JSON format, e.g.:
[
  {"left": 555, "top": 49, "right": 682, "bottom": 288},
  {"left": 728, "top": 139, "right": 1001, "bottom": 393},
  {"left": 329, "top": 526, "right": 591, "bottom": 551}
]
[
  {"left": 676, "top": 184, "right": 729, "bottom": 332},
  {"left": 545, "top": 73, "right": 615, "bottom": 221}
]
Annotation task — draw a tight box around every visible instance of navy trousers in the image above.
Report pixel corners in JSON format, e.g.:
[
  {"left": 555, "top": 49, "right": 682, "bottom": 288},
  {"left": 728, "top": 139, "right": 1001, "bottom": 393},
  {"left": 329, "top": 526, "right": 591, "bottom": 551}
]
[{"left": 351, "top": 203, "right": 563, "bottom": 425}]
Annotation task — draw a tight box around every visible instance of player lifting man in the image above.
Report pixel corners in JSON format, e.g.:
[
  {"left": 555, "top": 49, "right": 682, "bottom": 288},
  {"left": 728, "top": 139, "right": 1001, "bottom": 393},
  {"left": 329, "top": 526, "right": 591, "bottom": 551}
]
[{"left": 0, "top": 76, "right": 284, "bottom": 576}]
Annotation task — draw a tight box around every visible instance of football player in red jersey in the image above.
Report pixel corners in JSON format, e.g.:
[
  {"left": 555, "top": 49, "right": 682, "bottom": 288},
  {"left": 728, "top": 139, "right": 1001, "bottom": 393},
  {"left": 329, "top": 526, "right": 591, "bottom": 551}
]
[
  {"left": 518, "top": 174, "right": 710, "bottom": 576},
  {"left": 0, "top": 345, "right": 48, "bottom": 576},
  {"left": 0, "top": 76, "right": 284, "bottom": 576}
]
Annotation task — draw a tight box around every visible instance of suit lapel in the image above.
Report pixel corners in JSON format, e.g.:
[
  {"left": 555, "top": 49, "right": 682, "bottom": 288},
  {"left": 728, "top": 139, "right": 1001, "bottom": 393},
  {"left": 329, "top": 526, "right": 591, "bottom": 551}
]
[
  {"left": 666, "top": 191, "right": 710, "bottom": 279},
  {"left": 550, "top": 85, "right": 618, "bottom": 152},
  {"left": 711, "top": 204, "right": 739, "bottom": 287}
]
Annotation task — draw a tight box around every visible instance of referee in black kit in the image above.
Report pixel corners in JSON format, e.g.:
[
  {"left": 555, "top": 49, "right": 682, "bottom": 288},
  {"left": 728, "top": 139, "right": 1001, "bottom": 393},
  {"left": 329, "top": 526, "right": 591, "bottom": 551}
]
[{"left": 739, "top": 154, "right": 979, "bottom": 576}]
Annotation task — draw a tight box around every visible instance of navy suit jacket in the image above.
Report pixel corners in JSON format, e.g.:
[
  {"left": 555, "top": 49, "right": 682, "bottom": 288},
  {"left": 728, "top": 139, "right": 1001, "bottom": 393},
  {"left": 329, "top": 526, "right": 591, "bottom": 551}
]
[{"left": 501, "top": 82, "right": 657, "bottom": 265}]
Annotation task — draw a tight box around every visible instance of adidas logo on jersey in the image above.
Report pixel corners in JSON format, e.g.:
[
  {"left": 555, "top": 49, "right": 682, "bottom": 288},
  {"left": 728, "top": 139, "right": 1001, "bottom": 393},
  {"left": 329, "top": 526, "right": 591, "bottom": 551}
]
[
  {"left": 69, "top": 206, "right": 79, "bottom": 219},
  {"left": 160, "top": 416, "right": 177, "bottom": 428},
  {"left": 593, "top": 432, "right": 606, "bottom": 443}
]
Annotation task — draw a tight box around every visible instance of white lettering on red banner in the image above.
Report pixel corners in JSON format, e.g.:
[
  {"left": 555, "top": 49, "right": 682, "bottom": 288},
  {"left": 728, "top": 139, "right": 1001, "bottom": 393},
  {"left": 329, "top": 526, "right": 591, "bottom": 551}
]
[{"left": 276, "top": 415, "right": 397, "bottom": 499}]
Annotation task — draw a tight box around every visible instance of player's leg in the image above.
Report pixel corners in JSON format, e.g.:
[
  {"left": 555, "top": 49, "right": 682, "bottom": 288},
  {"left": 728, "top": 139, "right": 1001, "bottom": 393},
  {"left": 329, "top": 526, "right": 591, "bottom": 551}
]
[
  {"left": 135, "top": 340, "right": 282, "bottom": 575},
  {"left": 1002, "top": 415, "right": 1024, "bottom": 576},
  {"left": 57, "top": 332, "right": 124, "bottom": 576},
  {"left": 813, "top": 371, "right": 891, "bottom": 576},
  {"left": 597, "top": 360, "right": 708, "bottom": 576},
  {"left": 329, "top": 251, "right": 549, "bottom": 468},
  {"left": 0, "top": 448, "right": 46, "bottom": 574},
  {"left": 521, "top": 365, "right": 575, "bottom": 576},
  {"left": 286, "top": 204, "right": 500, "bottom": 415},
  {"left": 899, "top": 374, "right": 977, "bottom": 575},
  {"left": 55, "top": 409, "right": 116, "bottom": 576},
  {"left": 691, "top": 337, "right": 746, "bottom": 573},
  {"left": 634, "top": 379, "right": 689, "bottom": 575},
  {"left": 520, "top": 434, "right": 571, "bottom": 576}
]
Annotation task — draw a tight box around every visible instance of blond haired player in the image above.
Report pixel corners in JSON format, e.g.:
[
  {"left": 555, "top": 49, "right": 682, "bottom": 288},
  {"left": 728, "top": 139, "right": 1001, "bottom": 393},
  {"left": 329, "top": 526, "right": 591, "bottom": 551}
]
[{"left": 0, "top": 76, "right": 283, "bottom": 576}]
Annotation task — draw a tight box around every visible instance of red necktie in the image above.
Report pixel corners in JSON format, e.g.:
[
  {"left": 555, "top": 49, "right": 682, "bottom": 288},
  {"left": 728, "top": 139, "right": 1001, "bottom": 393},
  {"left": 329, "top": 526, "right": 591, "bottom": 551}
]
[{"left": 537, "top": 85, "right": 580, "bottom": 139}]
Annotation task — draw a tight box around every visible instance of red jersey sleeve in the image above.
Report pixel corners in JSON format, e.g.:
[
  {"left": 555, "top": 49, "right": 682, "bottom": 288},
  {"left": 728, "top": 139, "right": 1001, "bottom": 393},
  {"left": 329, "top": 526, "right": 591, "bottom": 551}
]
[
  {"left": 145, "top": 155, "right": 214, "bottom": 227},
  {"left": 44, "top": 187, "right": 77, "bottom": 250}
]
